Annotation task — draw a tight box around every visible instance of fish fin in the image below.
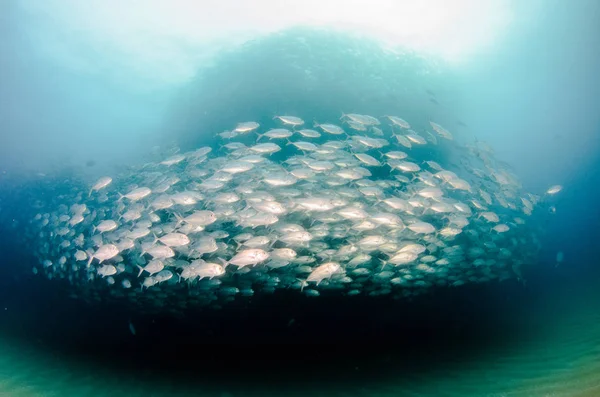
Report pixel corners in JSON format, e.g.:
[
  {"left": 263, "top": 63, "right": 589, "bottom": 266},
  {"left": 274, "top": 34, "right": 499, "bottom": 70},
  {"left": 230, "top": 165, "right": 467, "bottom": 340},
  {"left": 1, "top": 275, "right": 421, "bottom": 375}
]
[
  {"left": 173, "top": 212, "right": 184, "bottom": 228},
  {"left": 128, "top": 320, "right": 136, "bottom": 336},
  {"left": 380, "top": 259, "right": 388, "bottom": 270},
  {"left": 216, "top": 257, "right": 229, "bottom": 268},
  {"left": 298, "top": 278, "right": 307, "bottom": 292},
  {"left": 117, "top": 192, "right": 124, "bottom": 202},
  {"left": 137, "top": 265, "right": 144, "bottom": 277}
]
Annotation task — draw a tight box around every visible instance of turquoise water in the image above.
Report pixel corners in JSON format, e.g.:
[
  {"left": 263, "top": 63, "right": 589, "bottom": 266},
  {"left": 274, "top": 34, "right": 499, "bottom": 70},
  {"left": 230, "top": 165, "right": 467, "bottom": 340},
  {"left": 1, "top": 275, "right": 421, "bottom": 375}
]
[
  {"left": 2, "top": 275, "right": 600, "bottom": 396},
  {"left": 2, "top": 1, "right": 600, "bottom": 396}
]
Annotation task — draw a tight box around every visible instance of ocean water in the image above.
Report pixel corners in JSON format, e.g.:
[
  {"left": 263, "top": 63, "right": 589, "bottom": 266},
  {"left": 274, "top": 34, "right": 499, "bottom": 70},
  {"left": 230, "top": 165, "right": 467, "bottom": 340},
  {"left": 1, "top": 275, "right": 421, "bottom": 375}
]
[{"left": 2, "top": 1, "right": 600, "bottom": 396}]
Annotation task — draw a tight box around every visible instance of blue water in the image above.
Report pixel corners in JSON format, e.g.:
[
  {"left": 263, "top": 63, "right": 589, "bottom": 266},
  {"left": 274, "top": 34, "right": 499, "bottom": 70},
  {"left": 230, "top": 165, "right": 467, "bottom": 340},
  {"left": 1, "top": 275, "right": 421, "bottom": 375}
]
[{"left": 1, "top": 1, "right": 600, "bottom": 396}]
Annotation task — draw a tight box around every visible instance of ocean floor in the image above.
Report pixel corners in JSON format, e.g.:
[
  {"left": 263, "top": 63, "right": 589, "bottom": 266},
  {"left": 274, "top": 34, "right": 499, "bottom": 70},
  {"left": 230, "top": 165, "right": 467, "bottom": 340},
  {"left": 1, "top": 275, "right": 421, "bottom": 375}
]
[{"left": 0, "top": 270, "right": 599, "bottom": 397}]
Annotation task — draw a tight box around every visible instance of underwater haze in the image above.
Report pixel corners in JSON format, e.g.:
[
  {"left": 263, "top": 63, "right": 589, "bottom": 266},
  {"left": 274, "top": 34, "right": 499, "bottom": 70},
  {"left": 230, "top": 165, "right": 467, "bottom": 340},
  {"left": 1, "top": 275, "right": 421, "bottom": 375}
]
[{"left": 1, "top": 1, "right": 600, "bottom": 396}]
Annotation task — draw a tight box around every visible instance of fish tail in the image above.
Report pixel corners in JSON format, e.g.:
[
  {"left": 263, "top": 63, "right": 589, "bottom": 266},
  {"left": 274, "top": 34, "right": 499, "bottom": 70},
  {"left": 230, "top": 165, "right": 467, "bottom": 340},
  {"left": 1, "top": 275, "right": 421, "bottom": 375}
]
[
  {"left": 297, "top": 278, "right": 307, "bottom": 292},
  {"left": 173, "top": 212, "right": 184, "bottom": 228},
  {"left": 380, "top": 259, "right": 387, "bottom": 270},
  {"left": 216, "top": 257, "right": 229, "bottom": 268}
]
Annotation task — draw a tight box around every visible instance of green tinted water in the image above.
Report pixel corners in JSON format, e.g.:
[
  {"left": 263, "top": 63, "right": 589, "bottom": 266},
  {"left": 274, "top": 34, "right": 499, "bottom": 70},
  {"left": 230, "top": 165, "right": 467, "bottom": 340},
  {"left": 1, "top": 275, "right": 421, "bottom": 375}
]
[{"left": 1, "top": 284, "right": 599, "bottom": 396}]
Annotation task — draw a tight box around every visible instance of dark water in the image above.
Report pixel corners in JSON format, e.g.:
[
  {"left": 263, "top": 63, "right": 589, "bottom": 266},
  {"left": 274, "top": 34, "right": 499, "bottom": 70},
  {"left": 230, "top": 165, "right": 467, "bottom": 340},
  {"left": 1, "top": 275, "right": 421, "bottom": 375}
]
[{"left": 1, "top": 234, "right": 600, "bottom": 396}]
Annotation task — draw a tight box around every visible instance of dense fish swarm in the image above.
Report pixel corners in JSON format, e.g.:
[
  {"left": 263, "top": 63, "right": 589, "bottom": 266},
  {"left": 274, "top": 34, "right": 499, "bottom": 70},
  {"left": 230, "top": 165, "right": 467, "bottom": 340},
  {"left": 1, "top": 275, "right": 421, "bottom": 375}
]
[{"left": 27, "top": 113, "right": 550, "bottom": 312}]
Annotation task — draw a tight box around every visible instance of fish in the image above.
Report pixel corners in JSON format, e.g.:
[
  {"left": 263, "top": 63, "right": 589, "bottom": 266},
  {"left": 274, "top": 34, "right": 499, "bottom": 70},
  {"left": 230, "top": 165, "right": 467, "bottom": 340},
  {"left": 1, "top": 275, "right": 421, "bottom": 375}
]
[
  {"left": 119, "top": 187, "right": 152, "bottom": 202},
  {"left": 154, "top": 232, "right": 190, "bottom": 247},
  {"left": 21, "top": 109, "right": 547, "bottom": 312},
  {"left": 97, "top": 264, "right": 117, "bottom": 277},
  {"left": 546, "top": 185, "right": 563, "bottom": 195},
  {"left": 128, "top": 319, "right": 136, "bottom": 336},
  {"left": 234, "top": 121, "right": 260, "bottom": 134},
  {"left": 492, "top": 224, "right": 510, "bottom": 233},
  {"left": 89, "top": 177, "right": 112, "bottom": 196},
  {"left": 160, "top": 154, "right": 186, "bottom": 166},
  {"left": 429, "top": 122, "right": 453, "bottom": 140},
  {"left": 407, "top": 222, "right": 436, "bottom": 234},
  {"left": 87, "top": 244, "right": 120, "bottom": 267},
  {"left": 385, "top": 116, "right": 411, "bottom": 129},
  {"left": 297, "top": 129, "right": 321, "bottom": 138},
  {"left": 306, "top": 262, "right": 341, "bottom": 286},
  {"left": 226, "top": 249, "right": 270, "bottom": 268},
  {"left": 140, "top": 244, "right": 175, "bottom": 259},
  {"left": 314, "top": 123, "right": 345, "bottom": 135},
  {"left": 274, "top": 115, "right": 304, "bottom": 126}
]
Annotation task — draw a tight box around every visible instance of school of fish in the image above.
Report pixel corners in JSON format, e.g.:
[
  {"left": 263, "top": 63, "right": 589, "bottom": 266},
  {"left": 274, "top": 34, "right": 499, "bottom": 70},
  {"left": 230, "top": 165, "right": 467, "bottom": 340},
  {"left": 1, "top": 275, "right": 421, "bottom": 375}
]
[{"left": 26, "top": 113, "right": 562, "bottom": 312}]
